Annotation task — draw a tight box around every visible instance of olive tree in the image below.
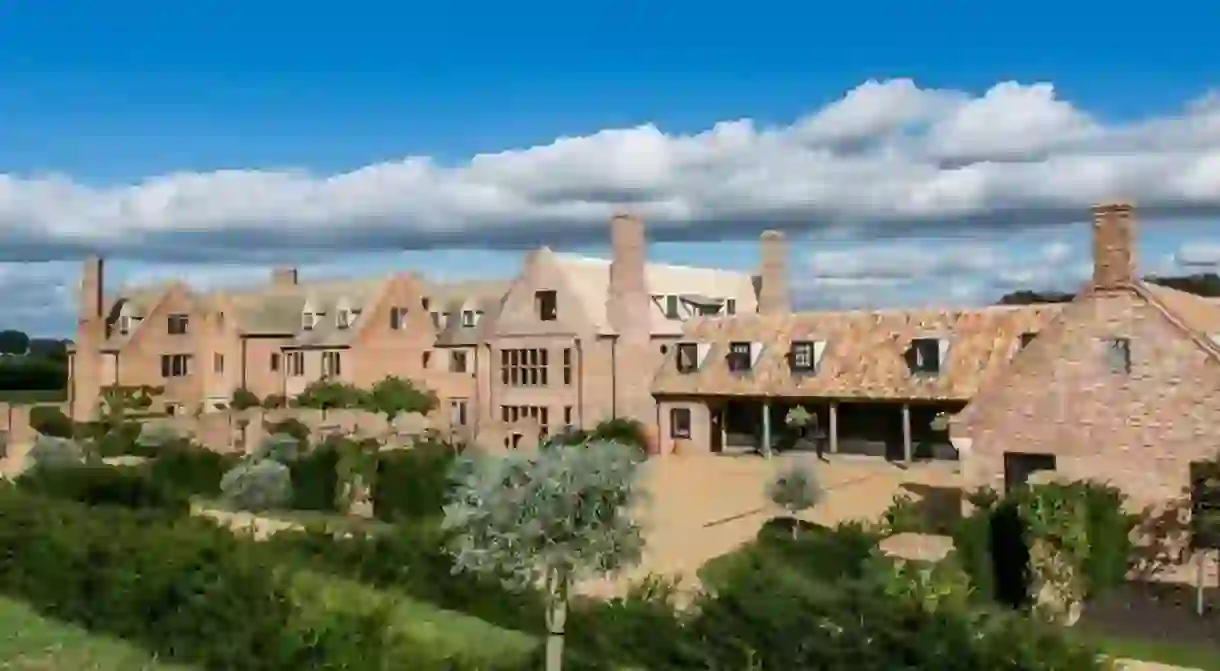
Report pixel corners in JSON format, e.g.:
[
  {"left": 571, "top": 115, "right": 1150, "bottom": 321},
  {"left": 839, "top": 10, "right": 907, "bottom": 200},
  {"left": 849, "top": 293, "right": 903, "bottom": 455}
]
[
  {"left": 442, "top": 440, "right": 648, "bottom": 671},
  {"left": 767, "top": 460, "right": 824, "bottom": 538}
]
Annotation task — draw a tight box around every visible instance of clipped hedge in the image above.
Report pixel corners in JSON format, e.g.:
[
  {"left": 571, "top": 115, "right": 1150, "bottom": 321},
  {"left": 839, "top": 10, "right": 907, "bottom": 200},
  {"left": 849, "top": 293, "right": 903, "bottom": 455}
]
[
  {"left": 149, "top": 445, "right": 242, "bottom": 497},
  {"left": 372, "top": 440, "right": 458, "bottom": 522},
  {"left": 289, "top": 439, "right": 341, "bottom": 512},
  {"left": 0, "top": 487, "right": 535, "bottom": 670},
  {"left": 264, "top": 519, "right": 546, "bottom": 634},
  {"left": 16, "top": 463, "right": 189, "bottom": 514}
]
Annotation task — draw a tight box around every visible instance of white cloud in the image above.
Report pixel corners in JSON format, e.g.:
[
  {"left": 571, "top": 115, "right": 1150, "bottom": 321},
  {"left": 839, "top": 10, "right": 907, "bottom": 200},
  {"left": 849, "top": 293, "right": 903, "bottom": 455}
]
[
  {"left": 1175, "top": 241, "right": 1220, "bottom": 267},
  {"left": 6, "top": 78, "right": 1220, "bottom": 261}
]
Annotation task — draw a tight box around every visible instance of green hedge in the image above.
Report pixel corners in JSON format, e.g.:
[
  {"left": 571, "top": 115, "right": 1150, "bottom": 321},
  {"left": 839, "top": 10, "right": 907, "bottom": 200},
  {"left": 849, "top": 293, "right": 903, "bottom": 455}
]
[
  {"left": 289, "top": 440, "right": 341, "bottom": 511},
  {"left": 372, "top": 440, "right": 458, "bottom": 522},
  {"left": 0, "top": 487, "right": 535, "bottom": 670},
  {"left": 264, "top": 520, "right": 546, "bottom": 634},
  {"left": 149, "top": 446, "right": 242, "bottom": 497},
  {"left": 16, "top": 464, "right": 189, "bottom": 514}
]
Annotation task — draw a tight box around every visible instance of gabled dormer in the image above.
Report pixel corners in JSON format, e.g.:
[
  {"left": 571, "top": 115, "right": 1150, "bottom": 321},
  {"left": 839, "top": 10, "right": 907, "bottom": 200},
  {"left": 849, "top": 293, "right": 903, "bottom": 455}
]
[
  {"left": 301, "top": 298, "right": 319, "bottom": 332},
  {"left": 335, "top": 297, "right": 354, "bottom": 330},
  {"left": 788, "top": 339, "right": 827, "bottom": 374},
  {"left": 906, "top": 336, "right": 949, "bottom": 376},
  {"left": 116, "top": 301, "right": 143, "bottom": 337},
  {"left": 726, "top": 341, "right": 765, "bottom": 373},
  {"left": 674, "top": 341, "right": 714, "bottom": 374}
]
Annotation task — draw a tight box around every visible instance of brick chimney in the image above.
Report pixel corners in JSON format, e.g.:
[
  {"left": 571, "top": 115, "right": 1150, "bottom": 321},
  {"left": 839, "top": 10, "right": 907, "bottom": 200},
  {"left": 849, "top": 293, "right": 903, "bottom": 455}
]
[
  {"left": 606, "top": 213, "right": 653, "bottom": 423},
  {"left": 757, "top": 230, "right": 791, "bottom": 314},
  {"left": 79, "top": 256, "right": 105, "bottom": 321},
  {"left": 1092, "top": 202, "right": 1136, "bottom": 289},
  {"left": 271, "top": 267, "right": 299, "bottom": 286},
  {"left": 72, "top": 256, "right": 105, "bottom": 421}
]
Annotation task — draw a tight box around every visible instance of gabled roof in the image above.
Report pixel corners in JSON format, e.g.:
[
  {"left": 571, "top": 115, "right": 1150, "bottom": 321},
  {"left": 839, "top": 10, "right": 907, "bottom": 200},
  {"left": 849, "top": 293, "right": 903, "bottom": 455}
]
[
  {"left": 550, "top": 252, "right": 757, "bottom": 336},
  {"left": 651, "top": 304, "right": 1065, "bottom": 400},
  {"left": 425, "top": 280, "right": 512, "bottom": 346}
]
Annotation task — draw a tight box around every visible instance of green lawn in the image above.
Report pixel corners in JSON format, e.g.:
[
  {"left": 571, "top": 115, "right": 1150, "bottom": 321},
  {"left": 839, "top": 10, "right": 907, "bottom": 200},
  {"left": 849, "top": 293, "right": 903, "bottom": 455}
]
[
  {"left": 0, "top": 389, "right": 66, "bottom": 404},
  {"left": 0, "top": 596, "right": 191, "bottom": 670},
  {"left": 1085, "top": 633, "right": 1220, "bottom": 670}
]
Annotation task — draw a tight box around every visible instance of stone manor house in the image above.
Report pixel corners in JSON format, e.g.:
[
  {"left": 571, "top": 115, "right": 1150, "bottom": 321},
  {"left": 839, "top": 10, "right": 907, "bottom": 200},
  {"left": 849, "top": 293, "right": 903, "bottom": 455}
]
[{"left": 65, "top": 203, "right": 1220, "bottom": 504}]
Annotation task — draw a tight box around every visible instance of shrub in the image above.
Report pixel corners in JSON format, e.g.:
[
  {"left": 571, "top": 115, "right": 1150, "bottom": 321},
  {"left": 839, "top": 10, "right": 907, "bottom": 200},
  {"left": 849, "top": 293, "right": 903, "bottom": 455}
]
[
  {"left": 26, "top": 434, "right": 87, "bottom": 469},
  {"left": 28, "top": 405, "right": 74, "bottom": 438},
  {"left": 134, "top": 421, "right": 187, "bottom": 453},
  {"left": 0, "top": 489, "right": 419, "bottom": 670},
  {"left": 289, "top": 439, "right": 341, "bottom": 511},
  {"left": 588, "top": 418, "right": 649, "bottom": 452},
  {"left": 220, "top": 459, "right": 293, "bottom": 511},
  {"left": 263, "top": 393, "right": 287, "bottom": 409},
  {"left": 150, "top": 445, "right": 241, "bottom": 497},
  {"left": 373, "top": 439, "right": 458, "bottom": 522},
  {"left": 264, "top": 519, "right": 546, "bottom": 634},
  {"left": 255, "top": 432, "right": 303, "bottom": 464},
  {"left": 1075, "top": 481, "right": 1138, "bottom": 596},
  {"left": 230, "top": 387, "right": 262, "bottom": 411},
  {"left": 91, "top": 420, "right": 148, "bottom": 457},
  {"left": 17, "top": 463, "right": 188, "bottom": 513},
  {"left": 264, "top": 417, "right": 309, "bottom": 447}
]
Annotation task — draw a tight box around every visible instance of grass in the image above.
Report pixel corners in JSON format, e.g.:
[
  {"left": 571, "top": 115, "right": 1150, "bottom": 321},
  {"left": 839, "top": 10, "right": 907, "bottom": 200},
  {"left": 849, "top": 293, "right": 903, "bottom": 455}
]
[
  {"left": 1085, "top": 633, "right": 1220, "bottom": 670},
  {"left": 191, "top": 496, "right": 394, "bottom": 535},
  {"left": 0, "top": 596, "right": 191, "bottom": 670},
  {"left": 0, "top": 389, "right": 67, "bottom": 404}
]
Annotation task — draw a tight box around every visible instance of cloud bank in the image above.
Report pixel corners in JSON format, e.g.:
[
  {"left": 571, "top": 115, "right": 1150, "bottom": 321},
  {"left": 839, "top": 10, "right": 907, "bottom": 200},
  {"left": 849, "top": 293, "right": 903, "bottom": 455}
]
[{"left": 5, "top": 79, "right": 1220, "bottom": 261}]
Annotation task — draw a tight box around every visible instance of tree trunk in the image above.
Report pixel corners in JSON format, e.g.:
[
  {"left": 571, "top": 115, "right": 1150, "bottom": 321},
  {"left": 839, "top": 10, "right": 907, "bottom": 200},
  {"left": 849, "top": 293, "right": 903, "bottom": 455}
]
[{"left": 544, "top": 567, "right": 569, "bottom": 671}]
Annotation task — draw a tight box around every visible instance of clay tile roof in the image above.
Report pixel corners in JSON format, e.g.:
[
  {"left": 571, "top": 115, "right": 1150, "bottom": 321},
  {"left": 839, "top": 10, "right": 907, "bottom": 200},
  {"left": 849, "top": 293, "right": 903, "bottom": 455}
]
[{"left": 651, "top": 304, "right": 1065, "bottom": 400}]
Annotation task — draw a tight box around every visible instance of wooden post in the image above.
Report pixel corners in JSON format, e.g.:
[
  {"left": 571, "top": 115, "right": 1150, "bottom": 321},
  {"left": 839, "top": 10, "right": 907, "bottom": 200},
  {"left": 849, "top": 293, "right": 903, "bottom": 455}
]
[
  {"left": 829, "top": 402, "right": 839, "bottom": 454},
  {"left": 902, "top": 403, "right": 912, "bottom": 464},
  {"left": 761, "top": 401, "right": 772, "bottom": 459}
]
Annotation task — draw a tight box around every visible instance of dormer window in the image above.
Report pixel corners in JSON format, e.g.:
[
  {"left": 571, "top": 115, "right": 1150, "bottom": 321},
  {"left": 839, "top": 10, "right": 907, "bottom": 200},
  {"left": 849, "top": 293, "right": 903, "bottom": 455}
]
[
  {"left": 789, "top": 340, "right": 824, "bottom": 374},
  {"left": 675, "top": 343, "right": 699, "bottom": 373},
  {"left": 462, "top": 310, "right": 476, "bottom": 327},
  {"left": 429, "top": 311, "right": 441, "bottom": 329},
  {"left": 302, "top": 311, "right": 315, "bottom": 331},
  {"left": 535, "top": 290, "right": 557, "bottom": 321},
  {"left": 1102, "top": 337, "right": 1131, "bottom": 374},
  {"left": 907, "top": 337, "right": 943, "bottom": 375},
  {"left": 726, "top": 342, "right": 753, "bottom": 372},
  {"left": 664, "top": 295, "right": 679, "bottom": 319},
  {"left": 118, "top": 315, "right": 131, "bottom": 336},
  {"left": 336, "top": 309, "right": 352, "bottom": 330},
  {"left": 725, "top": 299, "right": 737, "bottom": 315}
]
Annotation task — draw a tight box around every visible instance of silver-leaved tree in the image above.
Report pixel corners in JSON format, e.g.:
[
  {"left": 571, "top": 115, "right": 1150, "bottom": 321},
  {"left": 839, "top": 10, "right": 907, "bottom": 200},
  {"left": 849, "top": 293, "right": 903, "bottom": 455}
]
[{"left": 442, "top": 440, "right": 648, "bottom": 671}]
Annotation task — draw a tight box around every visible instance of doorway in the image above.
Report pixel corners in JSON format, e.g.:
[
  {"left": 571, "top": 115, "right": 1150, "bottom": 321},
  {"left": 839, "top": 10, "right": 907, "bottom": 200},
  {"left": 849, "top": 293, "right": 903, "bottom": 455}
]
[
  {"left": 709, "top": 408, "right": 724, "bottom": 454},
  {"left": 1003, "top": 452, "right": 1057, "bottom": 493}
]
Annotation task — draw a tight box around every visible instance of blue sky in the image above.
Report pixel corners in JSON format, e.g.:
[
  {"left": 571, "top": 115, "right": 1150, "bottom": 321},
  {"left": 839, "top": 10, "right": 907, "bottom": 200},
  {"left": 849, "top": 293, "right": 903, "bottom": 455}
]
[{"left": 3, "top": 1, "right": 1220, "bottom": 336}]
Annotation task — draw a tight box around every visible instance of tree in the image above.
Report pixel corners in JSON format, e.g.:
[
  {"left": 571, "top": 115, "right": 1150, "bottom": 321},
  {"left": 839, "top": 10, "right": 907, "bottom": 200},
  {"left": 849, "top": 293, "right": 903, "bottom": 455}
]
[
  {"left": 767, "top": 460, "right": 824, "bottom": 538},
  {"left": 229, "top": 387, "right": 262, "bottom": 412},
  {"left": 443, "top": 440, "right": 647, "bottom": 671},
  {"left": 360, "top": 376, "right": 438, "bottom": 426},
  {"left": 0, "top": 330, "right": 30, "bottom": 355},
  {"left": 293, "top": 380, "right": 360, "bottom": 419}
]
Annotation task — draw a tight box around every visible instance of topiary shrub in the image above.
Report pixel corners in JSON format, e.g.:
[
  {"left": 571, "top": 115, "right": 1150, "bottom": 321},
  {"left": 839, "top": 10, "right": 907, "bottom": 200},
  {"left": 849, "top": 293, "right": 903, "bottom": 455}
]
[
  {"left": 766, "top": 461, "right": 824, "bottom": 538},
  {"left": 28, "top": 405, "right": 75, "bottom": 438},
  {"left": 91, "top": 420, "right": 147, "bottom": 457},
  {"left": 17, "top": 463, "right": 189, "bottom": 514},
  {"left": 134, "top": 422, "right": 187, "bottom": 454},
  {"left": 220, "top": 459, "right": 293, "bottom": 512},
  {"left": 27, "top": 434, "right": 88, "bottom": 470}
]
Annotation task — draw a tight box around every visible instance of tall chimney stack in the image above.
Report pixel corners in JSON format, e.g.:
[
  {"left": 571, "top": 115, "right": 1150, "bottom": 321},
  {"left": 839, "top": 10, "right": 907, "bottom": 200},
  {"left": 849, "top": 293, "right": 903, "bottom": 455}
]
[
  {"left": 1092, "top": 202, "right": 1136, "bottom": 289},
  {"left": 757, "top": 230, "right": 791, "bottom": 314},
  {"left": 271, "top": 267, "right": 299, "bottom": 286},
  {"left": 79, "top": 256, "right": 104, "bottom": 321},
  {"left": 606, "top": 213, "right": 653, "bottom": 424}
]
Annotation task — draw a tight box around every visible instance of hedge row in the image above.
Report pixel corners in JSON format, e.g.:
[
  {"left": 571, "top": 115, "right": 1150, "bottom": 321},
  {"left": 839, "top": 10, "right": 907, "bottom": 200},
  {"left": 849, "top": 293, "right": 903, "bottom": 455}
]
[{"left": 0, "top": 486, "right": 536, "bottom": 671}]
